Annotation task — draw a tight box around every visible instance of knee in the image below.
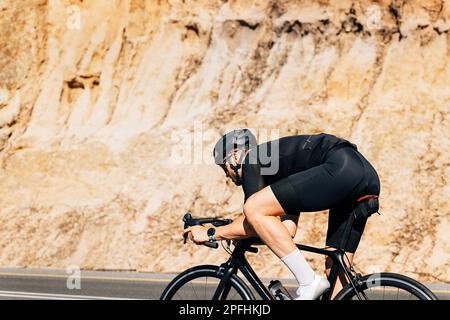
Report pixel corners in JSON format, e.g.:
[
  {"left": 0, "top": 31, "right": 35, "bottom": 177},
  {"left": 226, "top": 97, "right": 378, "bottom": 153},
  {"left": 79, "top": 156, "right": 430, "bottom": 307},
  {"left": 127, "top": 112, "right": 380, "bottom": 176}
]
[{"left": 243, "top": 196, "right": 261, "bottom": 223}]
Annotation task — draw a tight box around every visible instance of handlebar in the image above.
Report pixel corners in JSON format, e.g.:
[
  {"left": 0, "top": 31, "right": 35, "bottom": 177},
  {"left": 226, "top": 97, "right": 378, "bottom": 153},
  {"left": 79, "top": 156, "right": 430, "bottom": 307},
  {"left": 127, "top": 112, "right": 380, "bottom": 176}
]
[{"left": 182, "top": 213, "right": 233, "bottom": 249}]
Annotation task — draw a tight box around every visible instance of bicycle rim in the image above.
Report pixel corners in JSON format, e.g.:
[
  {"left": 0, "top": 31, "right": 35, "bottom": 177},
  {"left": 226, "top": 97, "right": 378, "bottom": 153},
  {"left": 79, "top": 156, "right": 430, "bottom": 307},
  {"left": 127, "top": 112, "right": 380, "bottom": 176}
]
[
  {"left": 334, "top": 273, "right": 438, "bottom": 300},
  {"left": 160, "top": 265, "right": 254, "bottom": 300}
]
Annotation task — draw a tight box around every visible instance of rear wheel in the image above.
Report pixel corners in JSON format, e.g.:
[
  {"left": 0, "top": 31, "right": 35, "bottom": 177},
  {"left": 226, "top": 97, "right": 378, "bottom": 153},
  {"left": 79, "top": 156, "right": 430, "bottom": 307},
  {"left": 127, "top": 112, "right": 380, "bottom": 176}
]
[
  {"left": 160, "top": 265, "right": 255, "bottom": 300},
  {"left": 334, "top": 273, "right": 438, "bottom": 300}
]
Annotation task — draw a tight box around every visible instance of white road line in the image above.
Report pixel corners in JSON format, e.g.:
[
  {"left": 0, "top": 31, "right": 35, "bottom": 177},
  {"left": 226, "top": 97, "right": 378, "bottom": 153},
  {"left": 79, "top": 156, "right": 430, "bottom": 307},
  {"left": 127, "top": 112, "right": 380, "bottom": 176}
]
[
  {"left": 0, "top": 290, "right": 136, "bottom": 300},
  {"left": 0, "top": 293, "right": 86, "bottom": 300},
  {"left": 0, "top": 272, "right": 172, "bottom": 283}
]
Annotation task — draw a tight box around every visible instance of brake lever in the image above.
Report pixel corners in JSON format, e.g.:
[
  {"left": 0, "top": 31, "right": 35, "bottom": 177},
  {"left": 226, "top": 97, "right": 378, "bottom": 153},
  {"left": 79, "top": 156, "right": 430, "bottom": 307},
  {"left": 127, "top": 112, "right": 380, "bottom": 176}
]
[{"left": 183, "top": 213, "right": 192, "bottom": 244}]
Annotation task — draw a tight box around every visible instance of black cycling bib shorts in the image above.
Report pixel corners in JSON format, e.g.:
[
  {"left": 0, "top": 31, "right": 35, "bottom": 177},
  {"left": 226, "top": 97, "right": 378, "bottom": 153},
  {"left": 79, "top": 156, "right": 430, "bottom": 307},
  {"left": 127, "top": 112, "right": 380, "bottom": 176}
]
[{"left": 242, "top": 134, "right": 381, "bottom": 253}]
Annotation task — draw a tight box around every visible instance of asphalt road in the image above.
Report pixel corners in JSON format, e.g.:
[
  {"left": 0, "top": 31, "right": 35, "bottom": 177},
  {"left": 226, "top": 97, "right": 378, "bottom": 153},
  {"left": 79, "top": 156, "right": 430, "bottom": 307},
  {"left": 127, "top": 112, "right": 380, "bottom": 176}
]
[{"left": 0, "top": 268, "right": 447, "bottom": 300}]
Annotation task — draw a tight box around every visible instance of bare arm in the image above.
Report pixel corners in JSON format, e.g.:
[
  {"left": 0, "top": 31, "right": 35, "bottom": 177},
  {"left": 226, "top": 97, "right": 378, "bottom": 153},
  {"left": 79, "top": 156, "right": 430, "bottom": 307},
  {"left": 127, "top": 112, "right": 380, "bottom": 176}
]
[
  {"left": 214, "top": 214, "right": 298, "bottom": 241},
  {"left": 214, "top": 214, "right": 256, "bottom": 241}
]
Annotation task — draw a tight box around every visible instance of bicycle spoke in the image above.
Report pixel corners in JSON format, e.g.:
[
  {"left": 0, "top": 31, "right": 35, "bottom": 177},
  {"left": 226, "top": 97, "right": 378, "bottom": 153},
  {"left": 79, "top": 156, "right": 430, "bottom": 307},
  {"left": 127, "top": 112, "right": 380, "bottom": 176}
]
[
  {"left": 358, "top": 284, "right": 428, "bottom": 300},
  {"left": 175, "top": 291, "right": 184, "bottom": 300},
  {"left": 230, "top": 289, "right": 239, "bottom": 300},
  {"left": 190, "top": 281, "right": 199, "bottom": 299}
]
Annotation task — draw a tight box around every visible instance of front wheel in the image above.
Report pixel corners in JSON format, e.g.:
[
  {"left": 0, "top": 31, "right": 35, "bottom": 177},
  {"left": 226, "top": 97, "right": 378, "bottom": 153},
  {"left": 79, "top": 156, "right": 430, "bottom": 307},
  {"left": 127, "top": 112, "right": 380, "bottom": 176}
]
[
  {"left": 334, "top": 273, "right": 438, "bottom": 300},
  {"left": 160, "top": 265, "right": 255, "bottom": 300}
]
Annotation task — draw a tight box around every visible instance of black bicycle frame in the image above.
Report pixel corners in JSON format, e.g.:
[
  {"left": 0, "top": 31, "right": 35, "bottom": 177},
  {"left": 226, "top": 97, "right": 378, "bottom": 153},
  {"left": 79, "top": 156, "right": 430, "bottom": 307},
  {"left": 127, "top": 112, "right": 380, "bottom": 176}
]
[
  {"left": 210, "top": 212, "right": 362, "bottom": 300},
  {"left": 212, "top": 239, "right": 274, "bottom": 300},
  {"left": 210, "top": 239, "right": 357, "bottom": 300}
]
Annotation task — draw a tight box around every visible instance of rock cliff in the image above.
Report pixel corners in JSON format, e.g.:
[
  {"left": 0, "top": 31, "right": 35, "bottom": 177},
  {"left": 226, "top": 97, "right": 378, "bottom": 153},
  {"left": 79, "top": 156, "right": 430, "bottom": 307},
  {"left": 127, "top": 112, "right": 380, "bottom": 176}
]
[{"left": 0, "top": 0, "right": 448, "bottom": 282}]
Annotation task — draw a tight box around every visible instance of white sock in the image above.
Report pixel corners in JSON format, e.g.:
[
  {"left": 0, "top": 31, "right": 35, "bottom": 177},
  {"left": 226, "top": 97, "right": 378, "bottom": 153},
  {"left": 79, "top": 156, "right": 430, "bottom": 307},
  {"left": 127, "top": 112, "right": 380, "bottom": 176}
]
[{"left": 281, "top": 249, "right": 315, "bottom": 286}]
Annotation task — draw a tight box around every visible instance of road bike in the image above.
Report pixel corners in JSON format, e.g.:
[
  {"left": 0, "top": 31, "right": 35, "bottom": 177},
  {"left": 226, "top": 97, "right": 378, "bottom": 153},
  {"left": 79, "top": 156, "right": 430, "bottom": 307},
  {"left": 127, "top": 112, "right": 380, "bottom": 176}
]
[{"left": 160, "top": 196, "right": 438, "bottom": 300}]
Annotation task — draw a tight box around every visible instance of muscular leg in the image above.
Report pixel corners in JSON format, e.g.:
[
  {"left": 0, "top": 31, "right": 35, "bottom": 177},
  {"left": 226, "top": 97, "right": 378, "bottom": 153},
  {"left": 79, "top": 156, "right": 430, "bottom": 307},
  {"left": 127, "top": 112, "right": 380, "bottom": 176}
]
[
  {"left": 281, "top": 214, "right": 299, "bottom": 237},
  {"left": 243, "top": 186, "right": 325, "bottom": 292},
  {"left": 226, "top": 214, "right": 298, "bottom": 239},
  {"left": 243, "top": 186, "right": 298, "bottom": 258},
  {"left": 324, "top": 206, "right": 367, "bottom": 299}
]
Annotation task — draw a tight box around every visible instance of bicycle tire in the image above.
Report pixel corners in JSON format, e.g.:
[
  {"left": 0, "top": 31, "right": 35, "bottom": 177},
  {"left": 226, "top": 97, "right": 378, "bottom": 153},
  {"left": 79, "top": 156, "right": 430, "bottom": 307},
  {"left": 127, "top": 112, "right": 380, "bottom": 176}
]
[
  {"left": 334, "top": 272, "right": 438, "bottom": 300},
  {"left": 160, "top": 265, "right": 255, "bottom": 300}
]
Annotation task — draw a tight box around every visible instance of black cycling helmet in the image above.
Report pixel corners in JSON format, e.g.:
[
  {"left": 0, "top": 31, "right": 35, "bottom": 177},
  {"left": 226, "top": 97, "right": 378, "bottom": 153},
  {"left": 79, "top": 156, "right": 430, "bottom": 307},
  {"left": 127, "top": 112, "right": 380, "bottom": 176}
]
[
  {"left": 213, "top": 129, "right": 257, "bottom": 185},
  {"left": 213, "top": 129, "right": 257, "bottom": 165}
]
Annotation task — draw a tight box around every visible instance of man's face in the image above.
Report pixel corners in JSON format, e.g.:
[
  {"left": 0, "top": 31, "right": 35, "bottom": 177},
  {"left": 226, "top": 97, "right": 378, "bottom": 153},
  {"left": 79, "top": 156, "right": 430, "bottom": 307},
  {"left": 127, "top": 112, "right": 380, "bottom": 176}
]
[{"left": 220, "top": 151, "right": 241, "bottom": 186}]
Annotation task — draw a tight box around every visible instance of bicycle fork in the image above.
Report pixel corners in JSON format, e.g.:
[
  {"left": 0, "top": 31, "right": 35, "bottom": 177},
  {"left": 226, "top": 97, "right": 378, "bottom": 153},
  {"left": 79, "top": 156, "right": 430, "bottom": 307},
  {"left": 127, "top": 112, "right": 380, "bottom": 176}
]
[
  {"left": 211, "top": 257, "right": 275, "bottom": 300},
  {"left": 212, "top": 264, "right": 237, "bottom": 300}
]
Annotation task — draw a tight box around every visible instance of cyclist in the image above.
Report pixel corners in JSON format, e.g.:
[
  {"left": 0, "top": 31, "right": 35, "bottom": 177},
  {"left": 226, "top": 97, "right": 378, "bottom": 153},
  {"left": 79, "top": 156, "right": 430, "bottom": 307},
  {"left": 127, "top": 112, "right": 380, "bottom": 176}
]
[{"left": 183, "top": 129, "right": 381, "bottom": 300}]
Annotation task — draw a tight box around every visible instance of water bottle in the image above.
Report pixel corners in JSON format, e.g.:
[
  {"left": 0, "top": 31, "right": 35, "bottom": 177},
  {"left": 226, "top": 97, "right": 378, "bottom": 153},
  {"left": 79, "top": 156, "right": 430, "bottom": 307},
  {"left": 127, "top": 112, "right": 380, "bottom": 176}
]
[{"left": 268, "top": 280, "right": 293, "bottom": 300}]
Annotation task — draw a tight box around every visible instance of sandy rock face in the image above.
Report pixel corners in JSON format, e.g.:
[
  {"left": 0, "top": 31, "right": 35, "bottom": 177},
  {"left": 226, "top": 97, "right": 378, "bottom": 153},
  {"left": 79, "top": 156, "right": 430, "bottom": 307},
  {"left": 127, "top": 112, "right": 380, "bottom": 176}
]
[{"left": 0, "top": 0, "right": 448, "bottom": 282}]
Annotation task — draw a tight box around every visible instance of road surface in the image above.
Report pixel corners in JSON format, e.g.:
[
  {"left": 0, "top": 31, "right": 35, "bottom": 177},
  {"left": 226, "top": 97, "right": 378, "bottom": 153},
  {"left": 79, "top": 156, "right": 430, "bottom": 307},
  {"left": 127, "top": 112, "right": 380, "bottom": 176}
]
[{"left": 0, "top": 268, "right": 447, "bottom": 300}]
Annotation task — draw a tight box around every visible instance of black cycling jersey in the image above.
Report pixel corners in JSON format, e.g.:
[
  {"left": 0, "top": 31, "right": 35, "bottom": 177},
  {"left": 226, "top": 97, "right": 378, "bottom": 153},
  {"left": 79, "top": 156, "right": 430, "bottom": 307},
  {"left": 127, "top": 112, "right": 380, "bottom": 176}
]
[
  {"left": 242, "top": 133, "right": 356, "bottom": 202},
  {"left": 240, "top": 133, "right": 380, "bottom": 253}
]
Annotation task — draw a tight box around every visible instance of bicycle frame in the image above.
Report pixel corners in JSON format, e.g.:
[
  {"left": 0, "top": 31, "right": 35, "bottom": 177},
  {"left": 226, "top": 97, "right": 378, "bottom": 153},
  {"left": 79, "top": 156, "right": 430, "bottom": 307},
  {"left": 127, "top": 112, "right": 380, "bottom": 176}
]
[
  {"left": 211, "top": 238, "right": 359, "bottom": 300},
  {"left": 211, "top": 210, "right": 364, "bottom": 300}
]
